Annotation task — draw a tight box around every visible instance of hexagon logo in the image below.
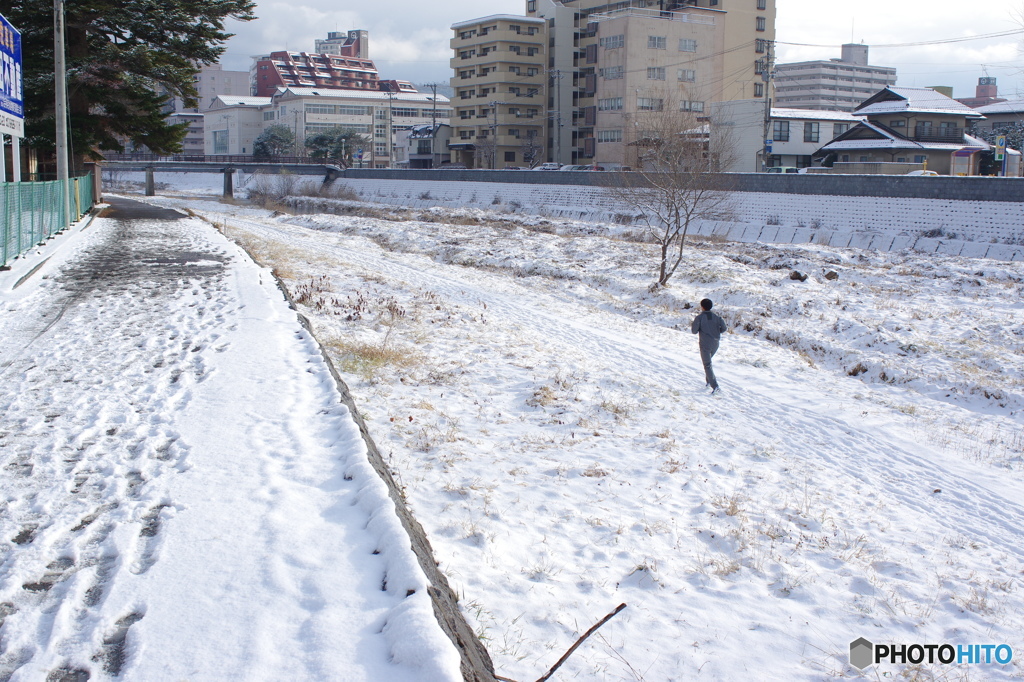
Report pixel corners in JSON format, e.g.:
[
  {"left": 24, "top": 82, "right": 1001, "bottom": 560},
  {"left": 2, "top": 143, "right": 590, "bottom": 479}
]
[{"left": 850, "top": 637, "right": 874, "bottom": 670}]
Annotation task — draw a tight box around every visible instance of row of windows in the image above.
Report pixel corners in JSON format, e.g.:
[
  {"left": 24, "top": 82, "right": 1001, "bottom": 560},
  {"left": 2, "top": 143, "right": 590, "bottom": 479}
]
[
  {"left": 771, "top": 120, "right": 851, "bottom": 142},
  {"left": 598, "top": 35, "right": 698, "bottom": 52},
  {"left": 460, "top": 24, "right": 539, "bottom": 39},
  {"left": 301, "top": 105, "right": 451, "bottom": 119}
]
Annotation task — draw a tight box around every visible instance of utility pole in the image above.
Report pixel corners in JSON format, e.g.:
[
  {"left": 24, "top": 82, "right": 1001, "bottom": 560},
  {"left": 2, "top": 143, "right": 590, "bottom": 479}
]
[
  {"left": 760, "top": 40, "right": 775, "bottom": 173},
  {"left": 53, "top": 0, "right": 71, "bottom": 225},
  {"left": 550, "top": 69, "right": 563, "bottom": 164},
  {"left": 387, "top": 90, "right": 396, "bottom": 168},
  {"left": 427, "top": 82, "right": 439, "bottom": 167},
  {"left": 489, "top": 100, "right": 499, "bottom": 169}
]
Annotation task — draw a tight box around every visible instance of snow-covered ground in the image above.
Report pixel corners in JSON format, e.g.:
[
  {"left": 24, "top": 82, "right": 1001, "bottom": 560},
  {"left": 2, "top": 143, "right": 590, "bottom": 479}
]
[
  {"left": 127, "top": 174, "right": 1024, "bottom": 682},
  {"left": 0, "top": 199, "right": 460, "bottom": 681}
]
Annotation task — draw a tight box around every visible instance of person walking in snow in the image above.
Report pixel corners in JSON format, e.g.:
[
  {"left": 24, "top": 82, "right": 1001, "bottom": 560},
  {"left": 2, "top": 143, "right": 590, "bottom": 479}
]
[{"left": 691, "top": 298, "right": 726, "bottom": 394}]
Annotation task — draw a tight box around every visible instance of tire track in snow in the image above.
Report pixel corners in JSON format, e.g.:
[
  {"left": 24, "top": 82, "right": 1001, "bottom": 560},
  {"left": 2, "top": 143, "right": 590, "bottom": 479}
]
[{"left": 224, "top": 214, "right": 1024, "bottom": 564}]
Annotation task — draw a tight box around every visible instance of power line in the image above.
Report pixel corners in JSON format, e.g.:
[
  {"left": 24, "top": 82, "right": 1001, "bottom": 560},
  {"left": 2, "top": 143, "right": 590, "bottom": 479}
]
[{"left": 777, "top": 28, "right": 1024, "bottom": 50}]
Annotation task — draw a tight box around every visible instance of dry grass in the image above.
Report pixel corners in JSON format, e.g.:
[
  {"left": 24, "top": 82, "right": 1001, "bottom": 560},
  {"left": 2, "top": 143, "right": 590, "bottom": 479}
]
[{"left": 324, "top": 337, "right": 422, "bottom": 383}]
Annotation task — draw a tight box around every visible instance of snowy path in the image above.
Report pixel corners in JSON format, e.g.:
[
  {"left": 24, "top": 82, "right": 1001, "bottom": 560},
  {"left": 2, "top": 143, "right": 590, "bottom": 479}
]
[{"left": 0, "top": 199, "right": 459, "bottom": 681}]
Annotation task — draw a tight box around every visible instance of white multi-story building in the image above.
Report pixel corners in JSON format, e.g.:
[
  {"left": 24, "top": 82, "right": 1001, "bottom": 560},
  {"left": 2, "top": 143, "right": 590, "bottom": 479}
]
[
  {"left": 204, "top": 88, "right": 451, "bottom": 167},
  {"left": 713, "top": 100, "right": 857, "bottom": 171},
  {"left": 774, "top": 44, "right": 897, "bottom": 112}
]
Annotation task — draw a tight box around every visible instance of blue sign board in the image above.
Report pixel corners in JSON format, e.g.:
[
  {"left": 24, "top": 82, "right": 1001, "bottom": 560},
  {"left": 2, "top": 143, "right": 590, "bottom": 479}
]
[{"left": 0, "top": 12, "right": 23, "bottom": 136}]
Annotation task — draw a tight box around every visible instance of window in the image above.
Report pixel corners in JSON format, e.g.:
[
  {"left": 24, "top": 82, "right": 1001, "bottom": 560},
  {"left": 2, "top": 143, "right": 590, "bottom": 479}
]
[
  {"left": 679, "top": 39, "right": 697, "bottom": 52},
  {"left": 755, "top": 38, "right": 768, "bottom": 54},
  {"left": 757, "top": 0, "right": 766, "bottom": 8},
  {"left": 600, "top": 34, "right": 624, "bottom": 49},
  {"left": 527, "top": 47, "right": 539, "bottom": 56},
  {"left": 508, "top": 128, "right": 520, "bottom": 138},
  {"left": 263, "top": 111, "right": 275, "bottom": 121},
  {"left": 648, "top": 36, "right": 666, "bottom": 49},
  {"left": 597, "top": 129, "right": 623, "bottom": 142},
  {"left": 212, "top": 130, "right": 228, "bottom": 154},
  {"left": 754, "top": 82, "right": 764, "bottom": 97},
  {"left": 637, "top": 97, "right": 664, "bottom": 111},
  {"left": 756, "top": 16, "right": 766, "bottom": 31},
  {"left": 833, "top": 122, "right": 850, "bottom": 137},
  {"left": 677, "top": 69, "right": 696, "bottom": 82},
  {"left": 505, "top": 151, "right": 517, "bottom": 162},
  {"left": 598, "top": 97, "right": 623, "bottom": 110},
  {"left": 889, "top": 119, "right": 906, "bottom": 128},
  {"left": 599, "top": 66, "right": 623, "bottom": 80},
  {"left": 647, "top": 67, "right": 666, "bottom": 81},
  {"left": 509, "top": 24, "right": 521, "bottom": 33},
  {"left": 773, "top": 120, "right": 790, "bottom": 141},
  {"left": 914, "top": 155, "right": 927, "bottom": 163},
  {"left": 460, "top": 130, "right": 474, "bottom": 139},
  {"left": 680, "top": 100, "right": 704, "bottom": 112},
  {"left": 803, "top": 122, "right": 819, "bottom": 143},
  {"left": 528, "top": 0, "right": 536, "bottom": 10}
]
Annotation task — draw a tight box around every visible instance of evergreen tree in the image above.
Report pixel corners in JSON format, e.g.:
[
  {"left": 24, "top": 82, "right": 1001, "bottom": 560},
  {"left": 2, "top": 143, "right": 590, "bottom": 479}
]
[
  {"left": 4, "top": 0, "right": 255, "bottom": 161},
  {"left": 252, "top": 125, "right": 295, "bottom": 159},
  {"left": 303, "top": 127, "right": 368, "bottom": 166}
]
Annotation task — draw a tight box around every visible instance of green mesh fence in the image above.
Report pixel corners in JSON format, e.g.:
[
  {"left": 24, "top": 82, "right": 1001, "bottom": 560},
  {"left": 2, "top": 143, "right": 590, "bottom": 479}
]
[{"left": 1, "top": 175, "right": 95, "bottom": 268}]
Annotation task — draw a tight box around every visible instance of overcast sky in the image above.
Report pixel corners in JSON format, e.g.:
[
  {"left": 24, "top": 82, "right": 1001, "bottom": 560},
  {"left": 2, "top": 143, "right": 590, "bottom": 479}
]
[{"left": 219, "top": 0, "right": 1023, "bottom": 99}]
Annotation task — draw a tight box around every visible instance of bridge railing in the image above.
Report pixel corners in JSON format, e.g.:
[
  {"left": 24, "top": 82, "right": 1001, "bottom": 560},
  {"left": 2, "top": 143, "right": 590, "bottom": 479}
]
[
  {"left": 1, "top": 174, "right": 96, "bottom": 269},
  {"left": 102, "top": 152, "right": 346, "bottom": 166}
]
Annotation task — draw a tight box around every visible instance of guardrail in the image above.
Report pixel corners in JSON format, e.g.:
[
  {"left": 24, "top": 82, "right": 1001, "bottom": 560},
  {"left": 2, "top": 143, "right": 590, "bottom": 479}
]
[{"left": 1, "top": 175, "right": 95, "bottom": 268}]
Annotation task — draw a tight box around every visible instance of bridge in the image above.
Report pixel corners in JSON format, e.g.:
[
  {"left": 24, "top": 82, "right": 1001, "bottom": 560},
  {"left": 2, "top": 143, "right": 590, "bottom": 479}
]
[{"left": 100, "top": 160, "right": 345, "bottom": 198}]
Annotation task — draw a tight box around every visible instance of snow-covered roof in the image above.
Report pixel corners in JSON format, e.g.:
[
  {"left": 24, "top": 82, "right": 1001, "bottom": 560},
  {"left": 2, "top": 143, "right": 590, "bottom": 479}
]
[
  {"left": 975, "top": 99, "right": 1024, "bottom": 115},
  {"left": 771, "top": 108, "right": 858, "bottom": 122},
  {"left": 854, "top": 86, "right": 983, "bottom": 118},
  {"left": 451, "top": 14, "right": 545, "bottom": 29},
  {"left": 274, "top": 87, "right": 450, "bottom": 104},
  {"left": 210, "top": 96, "right": 273, "bottom": 108}
]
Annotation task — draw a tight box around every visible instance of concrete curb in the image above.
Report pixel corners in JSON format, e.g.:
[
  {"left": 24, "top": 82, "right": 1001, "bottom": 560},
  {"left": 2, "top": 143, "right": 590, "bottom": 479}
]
[{"left": 270, "top": 273, "right": 498, "bottom": 682}]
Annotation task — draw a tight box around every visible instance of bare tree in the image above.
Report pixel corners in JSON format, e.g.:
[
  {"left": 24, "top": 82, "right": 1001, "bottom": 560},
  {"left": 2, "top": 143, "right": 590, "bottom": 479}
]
[
  {"left": 611, "top": 100, "right": 736, "bottom": 288},
  {"left": 520, "top": 131, "right": 543, "bottom": 168}
]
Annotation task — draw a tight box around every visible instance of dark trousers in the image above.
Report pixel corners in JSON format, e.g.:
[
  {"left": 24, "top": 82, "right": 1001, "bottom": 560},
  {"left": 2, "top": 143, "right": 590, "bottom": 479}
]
[{"left": 699, "top": 338, "right": 720, "bottom": 389}]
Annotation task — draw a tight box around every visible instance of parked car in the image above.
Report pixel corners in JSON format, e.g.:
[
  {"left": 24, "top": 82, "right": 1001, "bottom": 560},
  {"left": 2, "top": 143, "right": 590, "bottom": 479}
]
[
  {"left": 559, "top": 164, "right": 607, "bottom": 171},
  {"left": 766, "top": 166, "right": 800, "bottom": 174},
  {"left": 906, "top": 170, "right": 939, "bottom": 176},
  {"left": 532, "top": 162, "right": 562, "bottom": 171}
]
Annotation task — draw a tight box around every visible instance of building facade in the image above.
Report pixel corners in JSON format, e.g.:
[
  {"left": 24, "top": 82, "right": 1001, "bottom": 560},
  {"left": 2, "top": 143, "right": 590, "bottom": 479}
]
[
  {"left": 815, "top": 86, "right": 986, "bottom": 175},
  {"left": 314, "top": 30, "right": 369, "bottom": 59},
  {"left": 449, "top": 15, "right": 548, "bottom": 168},
  {"left": 204, "top": 88, "right": 451, "bottom": 168},
  {"left": 956, "top": 77, "right": 1007, "bottom": 109},
  {"left": 713, "top": 100, "right": 857, "bottom": 171},
  {"left": 519, "top": 0, "right": 776, "bottom": 166},
  {"left": 774, "top": 44, "right": 897, "bottom": 112}
]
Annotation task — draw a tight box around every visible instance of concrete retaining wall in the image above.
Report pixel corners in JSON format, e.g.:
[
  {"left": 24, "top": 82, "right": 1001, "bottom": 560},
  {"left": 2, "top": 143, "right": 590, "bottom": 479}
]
[
  {"left": 329, "top": 176, "right": 1024, "bottom": 261},
  {"left": 343, "top": 168, "right": 1024, "bottom": 203}
]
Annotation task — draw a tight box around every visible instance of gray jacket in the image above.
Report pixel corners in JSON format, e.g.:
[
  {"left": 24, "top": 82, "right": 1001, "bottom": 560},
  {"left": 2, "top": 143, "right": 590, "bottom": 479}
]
[{"left": 691, "top": 310, "right": 726, "bottom": 340}]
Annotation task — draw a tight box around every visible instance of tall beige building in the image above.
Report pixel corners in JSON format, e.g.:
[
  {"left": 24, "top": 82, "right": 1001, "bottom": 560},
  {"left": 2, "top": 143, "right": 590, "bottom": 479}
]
[
  {"left": 523, "top": 0, "right": 776, "bottom": 166},
  {"left": 449, "top": 15, "right": 548, "bottom": 168}
]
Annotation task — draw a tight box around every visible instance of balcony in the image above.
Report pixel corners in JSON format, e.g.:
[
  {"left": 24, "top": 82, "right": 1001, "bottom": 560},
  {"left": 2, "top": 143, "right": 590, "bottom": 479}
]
[{"left": 913, "top": 125, "right": 962, "bottom": 143}]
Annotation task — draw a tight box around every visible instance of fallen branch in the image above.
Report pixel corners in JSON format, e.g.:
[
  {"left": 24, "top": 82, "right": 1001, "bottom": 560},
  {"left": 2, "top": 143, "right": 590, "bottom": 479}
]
[{"left": 535, "top": 603, "right": 628, "bottom": 682}]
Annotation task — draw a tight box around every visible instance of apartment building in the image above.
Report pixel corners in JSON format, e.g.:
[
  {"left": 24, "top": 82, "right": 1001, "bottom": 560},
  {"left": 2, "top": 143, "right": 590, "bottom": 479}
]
[
  {"left": 774, "top": 44, "right": 897, "bottom": 112},
  {"left": 314, "top": 30, "right": 369, "bottom": 59},
  {"left": 449, "top": 15, "right": 548, "bottom": 168},
  {"left": 513, "top": 0, "right": 776, "bottom": 166},
  {"left": 205, "top": 88, "right": 451, "bottom": 167}
]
